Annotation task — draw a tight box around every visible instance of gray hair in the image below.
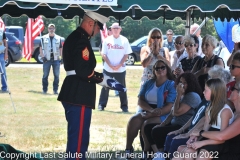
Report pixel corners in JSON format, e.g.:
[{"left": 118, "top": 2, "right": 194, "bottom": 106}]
[
  {"left": 208, "top": 65, "right": 232, "bottom": 84},
  {"left": 202, "top": 34, "right": 218, "bottom": 48}
]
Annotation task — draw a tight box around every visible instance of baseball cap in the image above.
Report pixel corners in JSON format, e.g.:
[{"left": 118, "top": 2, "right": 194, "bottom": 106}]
[
  {"left": 48, "top": 24, "right": 55, "bottom": 28},
  {"left": 85, "top": 11, "right": 109, "bottom": 30},
  {"left": 110, "top": 23, "right": 121, "bottom": 29}
]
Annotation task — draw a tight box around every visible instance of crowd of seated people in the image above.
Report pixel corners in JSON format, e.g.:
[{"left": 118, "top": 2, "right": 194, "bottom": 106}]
[
  {"left": 124, "top": 27, "right": 240, "bottom": 160},
  {"left": 125, "top": 59, "right": 176, "bottom": 157}
]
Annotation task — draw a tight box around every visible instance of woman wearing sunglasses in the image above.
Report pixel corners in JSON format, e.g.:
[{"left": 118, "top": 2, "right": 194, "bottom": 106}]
[
  {"left": 226, "top": 51, "right": 240, "bottom": 98},
  {"left": 191, "top": 34, "right": 225, "bottom": 92},
  {"left": 174, "top": 35, "right": 201, "bottom": 77},
  {"left": 125, "top": 60, "right": 176, "bottom": 159},
  {"left": 142, "top": 73, "right": 202, "bottom": 160},
  {"left": 189, "top": 82, "right": 240, "bottom": 160},
  {"left": 140, "top": 28, "right": 170, "bottom": 89}
]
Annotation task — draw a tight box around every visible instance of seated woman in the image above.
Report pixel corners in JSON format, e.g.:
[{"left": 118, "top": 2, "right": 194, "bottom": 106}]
[
  {"left": 125, "top": 60, "right": 176, "bottom": 158},
  {"left": 226, "top": 51, "right": 240, "bottom": 98},
  {"left": 164, "top": 65, "right": 232, "bottom": 159},
  {"left": 174, "top": 35, "right": 201, "bottom": 77},
  {"left": 191, "top": 82, "right": 240, "bottom": 160},
  {"left": 173, "top": 79, "right": 234, "bottom": 160},
  {"left": 191, "top": 34, "right": 225, "bottom": 92},
  {"left": 142, "top": 73, "right": 202, "bottom": 159}
]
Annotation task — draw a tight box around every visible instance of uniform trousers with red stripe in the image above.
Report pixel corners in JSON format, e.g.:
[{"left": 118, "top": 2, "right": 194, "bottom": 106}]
[{"left": 62, "top": 102, "right": 92, "bottom": 160}]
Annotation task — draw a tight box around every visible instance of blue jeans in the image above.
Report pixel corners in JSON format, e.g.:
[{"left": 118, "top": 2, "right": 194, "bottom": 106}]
[
  {"left": 42, "top": 59, "right": 60, "bottom": 92},
  {"left": 164, "top": 134, "right": 188, "bottom": 159},
  {"left": 0, "top": 53, "right": 7, "bottom": 91}
]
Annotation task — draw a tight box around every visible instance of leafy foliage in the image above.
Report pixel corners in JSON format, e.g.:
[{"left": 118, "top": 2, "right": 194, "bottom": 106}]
[{"left": 2, "top": 15, "right": 217, "bottom": 46}]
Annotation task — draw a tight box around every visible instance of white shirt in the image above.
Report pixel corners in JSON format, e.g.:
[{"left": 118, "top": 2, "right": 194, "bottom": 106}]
[
  {"left": 209, "top": 104, "right": 234, "bottom": 129},
  {"left": 197, "top": 36, "right": 204, "bottom": 57},
  {"left": 102, "top": 35, "right": 132, "bottom": 73},
  {"left": 171, "top": 49, "right": 188, "bottom": 70}
]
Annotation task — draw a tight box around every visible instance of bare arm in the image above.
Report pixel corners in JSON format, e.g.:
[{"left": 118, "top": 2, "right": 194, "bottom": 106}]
[
  {"left": 163, "top": 47, "right": 171, "bottom": 65},
  {"left": 202, "top": 118, "right": 240, "bottom": 141},
  {"left": 102, "top": 54, "right": 112, "bottom": 67},
  {"left": 215, "top": 58, "right": 225, "bottom": 67},
  {"left": 173, "top": 84, "right": 192, "bottom": 116},
  {"left": 138, "top": 96, "right": 154, "bottom": 112},
  {"left": 168, "top": 116, "right": 193, "bottom": 136},
  {"left": 140, "top": 46, "right": 153, "bottom": 68},
  {"left": 192, "top": 109, "right": 231, "bottom": 149}
]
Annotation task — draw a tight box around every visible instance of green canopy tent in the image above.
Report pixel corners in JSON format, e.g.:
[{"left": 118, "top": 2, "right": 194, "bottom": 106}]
[
  {"left": 0, "top": 0, "right": 239, "bottom": 35},
  {"left": 0, "top": 0, "right": 239, "bottom": 21}
]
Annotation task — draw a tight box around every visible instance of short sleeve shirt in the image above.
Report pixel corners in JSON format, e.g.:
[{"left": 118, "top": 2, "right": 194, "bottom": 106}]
[{"left": 171, "top": 92, "right": 201, "bottom": 126}]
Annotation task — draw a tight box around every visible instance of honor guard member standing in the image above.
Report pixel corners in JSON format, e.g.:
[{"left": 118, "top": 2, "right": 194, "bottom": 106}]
[
  {"left": 40, "top": 23, "right": 62, "bottom": 94},
  {"left": 57, "top": 11, "right": 109, "bottom": 160},
  {"left": 0, "top": 28, "right": 8, "bottom": 92}
]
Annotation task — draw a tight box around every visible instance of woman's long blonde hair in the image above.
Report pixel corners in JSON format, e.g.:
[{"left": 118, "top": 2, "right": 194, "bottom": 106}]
[
  {"left": 206, "top": 78, "right": 227, "bottom": 125},
  {"left": 146, "top": 28, "right": 163, "bottom": 49}
]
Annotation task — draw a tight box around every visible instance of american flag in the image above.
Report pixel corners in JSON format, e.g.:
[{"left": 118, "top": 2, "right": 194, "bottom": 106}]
[
  {"left": 100, "top": 23, "right": 108, "bottom": 42},
  {"left": 22, "top": 16, "right": 44, "bottom": 61},
  {"left": 0, "top": 17, "right": 5, "bottom": 30}
]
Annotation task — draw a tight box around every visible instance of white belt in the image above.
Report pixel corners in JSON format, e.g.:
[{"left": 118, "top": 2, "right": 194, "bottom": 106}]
[{"left": 66, "top": 70, "right": 76, "bottom": 76}]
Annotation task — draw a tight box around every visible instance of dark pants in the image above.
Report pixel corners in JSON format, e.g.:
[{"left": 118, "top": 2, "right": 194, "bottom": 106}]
[
  {"left": 42, "top": 59, "right": 60, "bottom": 92},
  {"left": 164, "top": 133, "right": 188, "bottom": 159},
  {"left": 144, "top": 123, "right": 182, "bottom": 149},
  {"left": 62, "top": 102, "right": 92, "bottom": 160},
  {"left": 98, "top": 69, "right": 128, "bottom": 110}
]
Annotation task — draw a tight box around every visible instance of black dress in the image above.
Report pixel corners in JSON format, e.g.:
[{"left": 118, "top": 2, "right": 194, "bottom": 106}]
[
  {"left": 180, "top": 55, "right": 201, "bottom": 72},
  {"left": 195, "top": 55, "right": 224, "bottom": 92},
  {"left": 217, "top": 134, "right": 240, "bottom": 160}
]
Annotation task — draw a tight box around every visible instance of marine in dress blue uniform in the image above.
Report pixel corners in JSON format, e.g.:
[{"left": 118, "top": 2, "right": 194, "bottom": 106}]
[{"left": 58, "top": 11, "right": 109, "bottom": 160}]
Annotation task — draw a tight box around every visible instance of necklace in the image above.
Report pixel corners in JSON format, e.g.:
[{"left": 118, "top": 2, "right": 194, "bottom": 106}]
[{"left": 204, "top": 54, "right": 215, "bottom": 62}]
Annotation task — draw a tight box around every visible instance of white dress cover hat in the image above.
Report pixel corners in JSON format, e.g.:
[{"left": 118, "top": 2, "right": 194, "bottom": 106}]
[{"left": 85, "top": 11, "right": 109, "bottom": 30}]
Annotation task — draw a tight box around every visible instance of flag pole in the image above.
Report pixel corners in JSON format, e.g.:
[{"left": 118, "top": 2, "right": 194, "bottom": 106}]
[{"left": 0, "top": 62, "right": 16, "bottom": 112}]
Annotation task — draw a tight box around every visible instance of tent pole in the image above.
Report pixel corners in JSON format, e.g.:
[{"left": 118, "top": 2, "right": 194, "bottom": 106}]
[{"left": 185, "top": 10, "right": 190, "bottom": 35}]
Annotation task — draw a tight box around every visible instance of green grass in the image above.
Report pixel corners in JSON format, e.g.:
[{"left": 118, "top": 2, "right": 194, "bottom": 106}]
[
  {"left": 19, "top": 52, "right": 141, "bottom": 65},
  {"left": 19, "top": 52, "right": 103, "bottom": 63},
  {"left": 0, "top": 67, "right": 143, "bottom": 159}
]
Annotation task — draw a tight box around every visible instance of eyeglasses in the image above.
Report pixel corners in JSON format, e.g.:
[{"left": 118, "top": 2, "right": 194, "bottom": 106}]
[
  {"left": 231, "top": 86, "right": 240, "bottom": 92},
  {"left": 184, "top": 44, "right": 195, "bottom": 47},
  {"left": 230, "top": 64, "right": 240, "bottom": 70},
  {"left": 174, "top": 42, "right": 183, "bottom": 45},
  {"left": 167, "top": 34, "right": 173, "bottom": 36},
  {"left": 48, "top": 28, "right": 55, "bottom": 30},
  {"left": 151, "top": 36, "right": 161, "bottom": 39},
  {"left": 155, "top": 66, "right": 166, "bottom": 71}
]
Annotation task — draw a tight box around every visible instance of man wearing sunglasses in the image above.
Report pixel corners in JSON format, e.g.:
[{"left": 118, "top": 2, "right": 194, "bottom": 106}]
[
  {"left": 171, "top": 35, "right": 188, "bottom": 70},
  {"left": 163, "top": 29, "right": 175, "bottom": 52},
  {"left": 40, "top": 23, "right": 62, "bottom": 95}
]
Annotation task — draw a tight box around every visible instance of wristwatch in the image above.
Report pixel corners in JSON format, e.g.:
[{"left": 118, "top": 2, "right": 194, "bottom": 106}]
[{"left": 199, "top": 130, "right": 204, "bottom": 137}]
